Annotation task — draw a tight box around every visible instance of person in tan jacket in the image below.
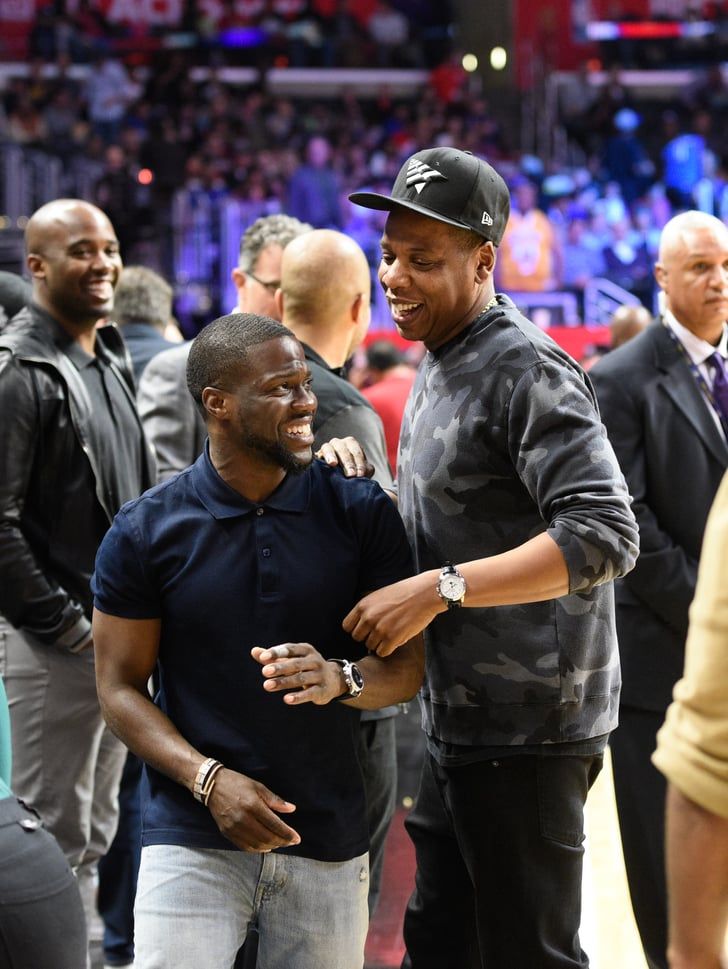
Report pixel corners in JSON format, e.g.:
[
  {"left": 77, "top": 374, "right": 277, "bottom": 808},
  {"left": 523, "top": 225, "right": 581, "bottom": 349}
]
[{"left": 653, "top": 470, "right": 728, "bottom": 969}]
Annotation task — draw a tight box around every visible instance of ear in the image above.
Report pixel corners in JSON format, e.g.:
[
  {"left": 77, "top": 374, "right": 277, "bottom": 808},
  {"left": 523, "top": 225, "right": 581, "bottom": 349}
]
[
  {"left": 474, "top": 241, "right": 496, "bottom": 282},
  {"left": 350, "top": 291, "right": 365, "bottom": 325},
  {"left": 654, "top": 261, "right": 667, "bottom": 291},
  {"left": 27, "top": 252, "right": 45, "bottom": 280},
  {"left": 201, "top": 386, "right": 230, "bottom": 422},
  {"left": 274, "top": 287, "right": 284, "bottom": 319},
  {"left": 231, "top": 267, "right": 247, "bottom": 301}
]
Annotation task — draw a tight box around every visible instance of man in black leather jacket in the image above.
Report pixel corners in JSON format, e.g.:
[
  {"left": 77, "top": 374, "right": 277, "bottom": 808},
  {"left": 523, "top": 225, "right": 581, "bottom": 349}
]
[{"left": 0, "top": 199, "right": 155, "bottom": 942}]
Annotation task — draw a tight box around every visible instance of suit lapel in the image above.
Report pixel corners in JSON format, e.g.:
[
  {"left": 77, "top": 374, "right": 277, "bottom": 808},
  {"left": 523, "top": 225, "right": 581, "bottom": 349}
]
[{"left": 654, "top": 325, "right": 728, "bottom": 466}]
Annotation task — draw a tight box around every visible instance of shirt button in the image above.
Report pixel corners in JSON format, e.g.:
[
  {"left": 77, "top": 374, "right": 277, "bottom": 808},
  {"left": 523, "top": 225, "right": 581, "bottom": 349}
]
[
  {"left": 256, "top": 508, "right": 264, "bottom": 516},
  {"left": 19, "top": 818, "right": 42, "bottom": 831},
  {"left": 262, "top": 548, "right": 271, "bottom": 557}
]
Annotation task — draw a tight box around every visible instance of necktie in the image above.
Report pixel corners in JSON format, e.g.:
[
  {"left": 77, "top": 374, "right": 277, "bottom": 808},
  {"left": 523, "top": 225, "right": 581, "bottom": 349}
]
[{"left": 708, "top": 351, "right": 728, "bottom": 428}]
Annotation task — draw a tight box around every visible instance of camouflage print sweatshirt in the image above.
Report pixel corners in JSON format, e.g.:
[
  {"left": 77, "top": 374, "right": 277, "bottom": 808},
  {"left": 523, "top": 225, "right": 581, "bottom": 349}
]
[{"left": 398, "top": 296, "right": 639, "bottom": 748}]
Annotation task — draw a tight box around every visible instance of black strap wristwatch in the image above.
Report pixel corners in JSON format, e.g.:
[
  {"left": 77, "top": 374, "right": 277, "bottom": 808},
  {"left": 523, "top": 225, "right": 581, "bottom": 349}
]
[{"left": 330, "top": 658, "right": 364, "bottom": 700}]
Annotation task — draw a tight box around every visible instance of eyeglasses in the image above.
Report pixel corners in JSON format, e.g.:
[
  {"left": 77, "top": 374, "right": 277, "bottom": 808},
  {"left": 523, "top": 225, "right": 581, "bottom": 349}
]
[{"left": 247, "top": 272, "right": 281, "bottom": 295}]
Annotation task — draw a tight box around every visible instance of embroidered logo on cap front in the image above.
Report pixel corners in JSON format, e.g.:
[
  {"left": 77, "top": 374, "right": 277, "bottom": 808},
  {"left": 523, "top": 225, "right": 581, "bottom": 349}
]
[
  {"left": 405, "top": 159, "right": 448, "bottom": 194},
  {"left": 481, "top": 212, "right": 493, "bottom": 226}
]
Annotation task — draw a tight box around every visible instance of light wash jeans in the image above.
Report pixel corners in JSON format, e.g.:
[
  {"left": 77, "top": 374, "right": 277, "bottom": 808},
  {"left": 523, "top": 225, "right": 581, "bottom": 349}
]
[{"left": 134, "top": 844, "right": 369, "bottom": 969}]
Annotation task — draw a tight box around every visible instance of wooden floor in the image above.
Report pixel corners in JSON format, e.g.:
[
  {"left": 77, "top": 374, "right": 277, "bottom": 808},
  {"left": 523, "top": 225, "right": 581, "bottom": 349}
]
[{"left": 581, "top": 746, "right": 648, "bottom": 968}]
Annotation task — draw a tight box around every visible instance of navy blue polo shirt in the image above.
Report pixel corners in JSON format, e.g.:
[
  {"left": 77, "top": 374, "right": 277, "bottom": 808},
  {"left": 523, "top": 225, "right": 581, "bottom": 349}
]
[{"left": 92, "top": 449, "right": 413, "bottom": 862}]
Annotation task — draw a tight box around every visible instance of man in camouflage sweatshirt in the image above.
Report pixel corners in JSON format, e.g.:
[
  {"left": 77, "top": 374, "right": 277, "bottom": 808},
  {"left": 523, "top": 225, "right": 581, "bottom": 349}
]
[{"left": 330, "top": 148, "right": 639, "bottom": 969}]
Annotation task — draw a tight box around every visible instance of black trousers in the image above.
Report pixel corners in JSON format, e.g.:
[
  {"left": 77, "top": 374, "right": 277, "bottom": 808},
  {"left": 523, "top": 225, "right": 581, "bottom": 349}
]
[
  {"left": 401, "top": 750, "right": 603, "bottom": 969},
  {"left": 609, "top": 707, "right": 668, "bottom": 969},
  {"left": 0, "top": 797, "right": 87, "bottom": 969}
]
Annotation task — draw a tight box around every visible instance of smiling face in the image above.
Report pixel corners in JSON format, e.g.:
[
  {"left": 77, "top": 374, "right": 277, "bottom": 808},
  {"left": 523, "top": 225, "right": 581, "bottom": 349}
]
[
  {"left": 228, "top": 335, "right": 317, "bottom": 474},
  {"left": 378, "top": 207, "right": 495, "bottom": 351},
  {"left": 655, "top": 217, "right": 728, "bottom": 344},
  {"left": 27, "top": 201, "right": 121, "bottom": 330}
]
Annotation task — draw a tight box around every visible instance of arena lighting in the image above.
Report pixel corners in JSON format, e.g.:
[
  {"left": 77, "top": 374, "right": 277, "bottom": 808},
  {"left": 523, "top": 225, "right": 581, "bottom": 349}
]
[
  {"left": 586, "top": 20, "right": 715, "bottom": 41},
  {"left": 462, "top": 52, "right": 479, "bottom": 72},
  {"left": 138, "top": 168, "right": 153, "bottom": 185},
  {"left": 490, "top": 46, "right": 507, "bottom": 71}
]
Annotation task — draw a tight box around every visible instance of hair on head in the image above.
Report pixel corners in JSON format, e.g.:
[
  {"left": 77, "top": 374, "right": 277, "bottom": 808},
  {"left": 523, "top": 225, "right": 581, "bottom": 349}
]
[
  {"left": 238, "top": 214, "right": 312, "bottom": 272},
  {"left": 186, "top": 313, "right": 293, "bottom": 408}
]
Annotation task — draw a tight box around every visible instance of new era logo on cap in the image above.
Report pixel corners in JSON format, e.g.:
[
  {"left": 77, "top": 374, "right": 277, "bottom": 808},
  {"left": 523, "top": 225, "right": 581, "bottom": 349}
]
[
  {"left": 348, "top": 147, "right": 510, "bottom": 246},
  {"left": 405, "top": 159, "right": 448, "bottom": 194}
]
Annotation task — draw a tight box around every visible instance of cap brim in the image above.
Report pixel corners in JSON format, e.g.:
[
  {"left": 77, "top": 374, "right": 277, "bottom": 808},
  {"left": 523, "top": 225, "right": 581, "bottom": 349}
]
[{"left": 348, "top": 191, "right": 485, "bottom": 237}]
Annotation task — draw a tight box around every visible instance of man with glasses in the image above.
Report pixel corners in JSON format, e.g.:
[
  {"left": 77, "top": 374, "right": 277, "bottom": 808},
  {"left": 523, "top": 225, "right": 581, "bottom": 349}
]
[{"left": 137, "top": 214, "right": 311, "bottom": 479}]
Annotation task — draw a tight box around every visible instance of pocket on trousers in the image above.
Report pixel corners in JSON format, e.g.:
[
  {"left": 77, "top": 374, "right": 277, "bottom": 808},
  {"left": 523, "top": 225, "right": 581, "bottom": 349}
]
[{"left": 536, "top": 758, "right": 590, "bottom": 848}]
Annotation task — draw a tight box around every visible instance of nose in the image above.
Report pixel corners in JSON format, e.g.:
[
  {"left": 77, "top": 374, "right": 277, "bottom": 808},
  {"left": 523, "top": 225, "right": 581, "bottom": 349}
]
[
  {"left": 91, "top": 248, "right": 116, "bottom": 272},
  {"left": 293, "top": 383, "right": 316, "bottom": 411},
  {"left": 379, "top": 257, "right": 408, "bottom": 292}
]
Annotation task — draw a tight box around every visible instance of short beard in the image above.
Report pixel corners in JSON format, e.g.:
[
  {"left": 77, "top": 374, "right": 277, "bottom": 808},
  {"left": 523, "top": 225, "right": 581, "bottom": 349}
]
[{"left": 241, "top": 430, "right": 312, "bottom": 475}]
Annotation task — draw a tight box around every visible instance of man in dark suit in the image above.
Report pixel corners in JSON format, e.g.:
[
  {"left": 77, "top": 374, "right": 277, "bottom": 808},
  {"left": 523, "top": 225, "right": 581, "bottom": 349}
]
[{"left": 590, "top": 210, "right": 728, "bottom": 969}]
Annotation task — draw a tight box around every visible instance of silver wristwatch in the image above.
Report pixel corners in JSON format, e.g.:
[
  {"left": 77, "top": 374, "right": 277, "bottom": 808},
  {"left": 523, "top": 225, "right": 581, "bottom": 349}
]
[
  {"left": 436, "top": 563, "right": 467, "bottom": 608},
  {"left": 330, "top": 658, "right": 364, "bottom": 700}
]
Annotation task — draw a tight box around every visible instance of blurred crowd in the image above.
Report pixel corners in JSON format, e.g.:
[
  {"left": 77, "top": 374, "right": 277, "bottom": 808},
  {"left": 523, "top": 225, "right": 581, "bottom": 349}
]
[{"left": 1, "top": 18, "right": 728, "bottom": 324}]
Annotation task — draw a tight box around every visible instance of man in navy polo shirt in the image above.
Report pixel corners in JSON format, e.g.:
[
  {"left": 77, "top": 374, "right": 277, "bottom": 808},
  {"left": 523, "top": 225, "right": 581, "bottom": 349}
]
[{"left": 92, "top": 313, "right": 423, "bottom": 969}]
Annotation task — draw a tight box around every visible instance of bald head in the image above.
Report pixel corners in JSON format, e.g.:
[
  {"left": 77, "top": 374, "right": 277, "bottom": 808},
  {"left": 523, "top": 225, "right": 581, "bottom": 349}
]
[
  {"left": 26, "top": 199, "right": 115, "bottom": 257},
  {"left": 657, "top": 211, "right": 728, "bottom": 265},
  {"left": 278, "top": 230, "right": 372, "bottom": 367},
  {"left": 655, "top": 209, "right": 728, "bottom": 342},
  {"left": 25, "top": 198, "right": 121, "bottom": 331},
  {"left": 610, "top": 304, "right": 651, "bottom": 349}
]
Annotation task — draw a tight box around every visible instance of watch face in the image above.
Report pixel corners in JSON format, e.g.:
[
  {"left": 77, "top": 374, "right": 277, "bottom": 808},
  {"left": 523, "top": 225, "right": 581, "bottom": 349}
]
[
  {"left": 350, "top": 663, "right": 364, "bottom": 690},
  {"left": 440, "top": 574, "right": 466, "bottom": 600}
]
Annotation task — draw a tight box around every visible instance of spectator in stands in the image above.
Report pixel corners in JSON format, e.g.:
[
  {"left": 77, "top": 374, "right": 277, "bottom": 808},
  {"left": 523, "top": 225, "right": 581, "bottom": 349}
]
[
  {"left": 0, "top": 199, "right": 155, "bottom": 956},
  {"left": 94, "top": 144, "right": 143, "bottom": 260},
  {"left": 661, "top": 110, "right": 707, "bottom": 210},
  {"left": 113, "top": 265, "right": 176, "bottom": 381},
  {"left": 609, "top": 303, "right": 651, "bottom": 350},
  {"left": 85, "top": 50, "right": 139, "bottom": 144},
  {"left": 6, "top": 93, "right": 47, "bottom": 146},
  {"left": 286, "top": 135, "right": 343, "bottom": 228},
  {"left": 602, "top": 107, "right": 654, "bottom": 206},
  {"left": 359, "top": 340, "right": 416, "bottom": 477},
  {"left": 561, "top": 209, "right": 607, "bottom": 312},
  {"left": 602, "top": 215, "right": 654, "bottom": 307},
  {"left": 367, "top": 1, "right": 412, "bottom": 67},
  {"left": 496, "top": 176, "right": 561, "bottom": 293}
]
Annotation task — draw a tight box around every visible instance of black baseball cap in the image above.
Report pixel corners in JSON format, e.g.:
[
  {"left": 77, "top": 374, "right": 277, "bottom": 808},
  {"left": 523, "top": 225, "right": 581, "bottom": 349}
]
[{"left": 349, "top": 147, "right": 510, "bottom": 246}]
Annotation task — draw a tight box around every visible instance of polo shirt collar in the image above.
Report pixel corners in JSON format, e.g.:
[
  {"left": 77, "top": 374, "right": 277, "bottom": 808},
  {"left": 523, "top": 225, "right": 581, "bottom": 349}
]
[
  {"left": 32, "top": 303, "right": 97, "bottom": 370},
  {"left": 193, "top": 444, "right": 312, "bottom": 519}
]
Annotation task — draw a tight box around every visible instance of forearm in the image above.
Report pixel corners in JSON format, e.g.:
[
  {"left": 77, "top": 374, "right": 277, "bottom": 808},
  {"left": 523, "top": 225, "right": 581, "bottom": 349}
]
[
  {"left": 344, "top": 533, "right": 570, "bottom": 656},
  {"left": 457, "top": 531, "right": 570, "bottom": 607},
  {"left": 99, "top": 682, "right": 204, "bottom": 793},
  {"left": 346, "top": 636, "right": 424, "bottom": 710},
  {"left": 666, "top": 783, "right": 728, "bottom": 969}
]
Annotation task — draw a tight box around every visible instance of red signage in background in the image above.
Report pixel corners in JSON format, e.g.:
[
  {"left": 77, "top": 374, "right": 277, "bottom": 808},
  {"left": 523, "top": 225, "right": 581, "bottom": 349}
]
[{"left": 0, "top": 0, "right": 379, "bottom": 59}]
